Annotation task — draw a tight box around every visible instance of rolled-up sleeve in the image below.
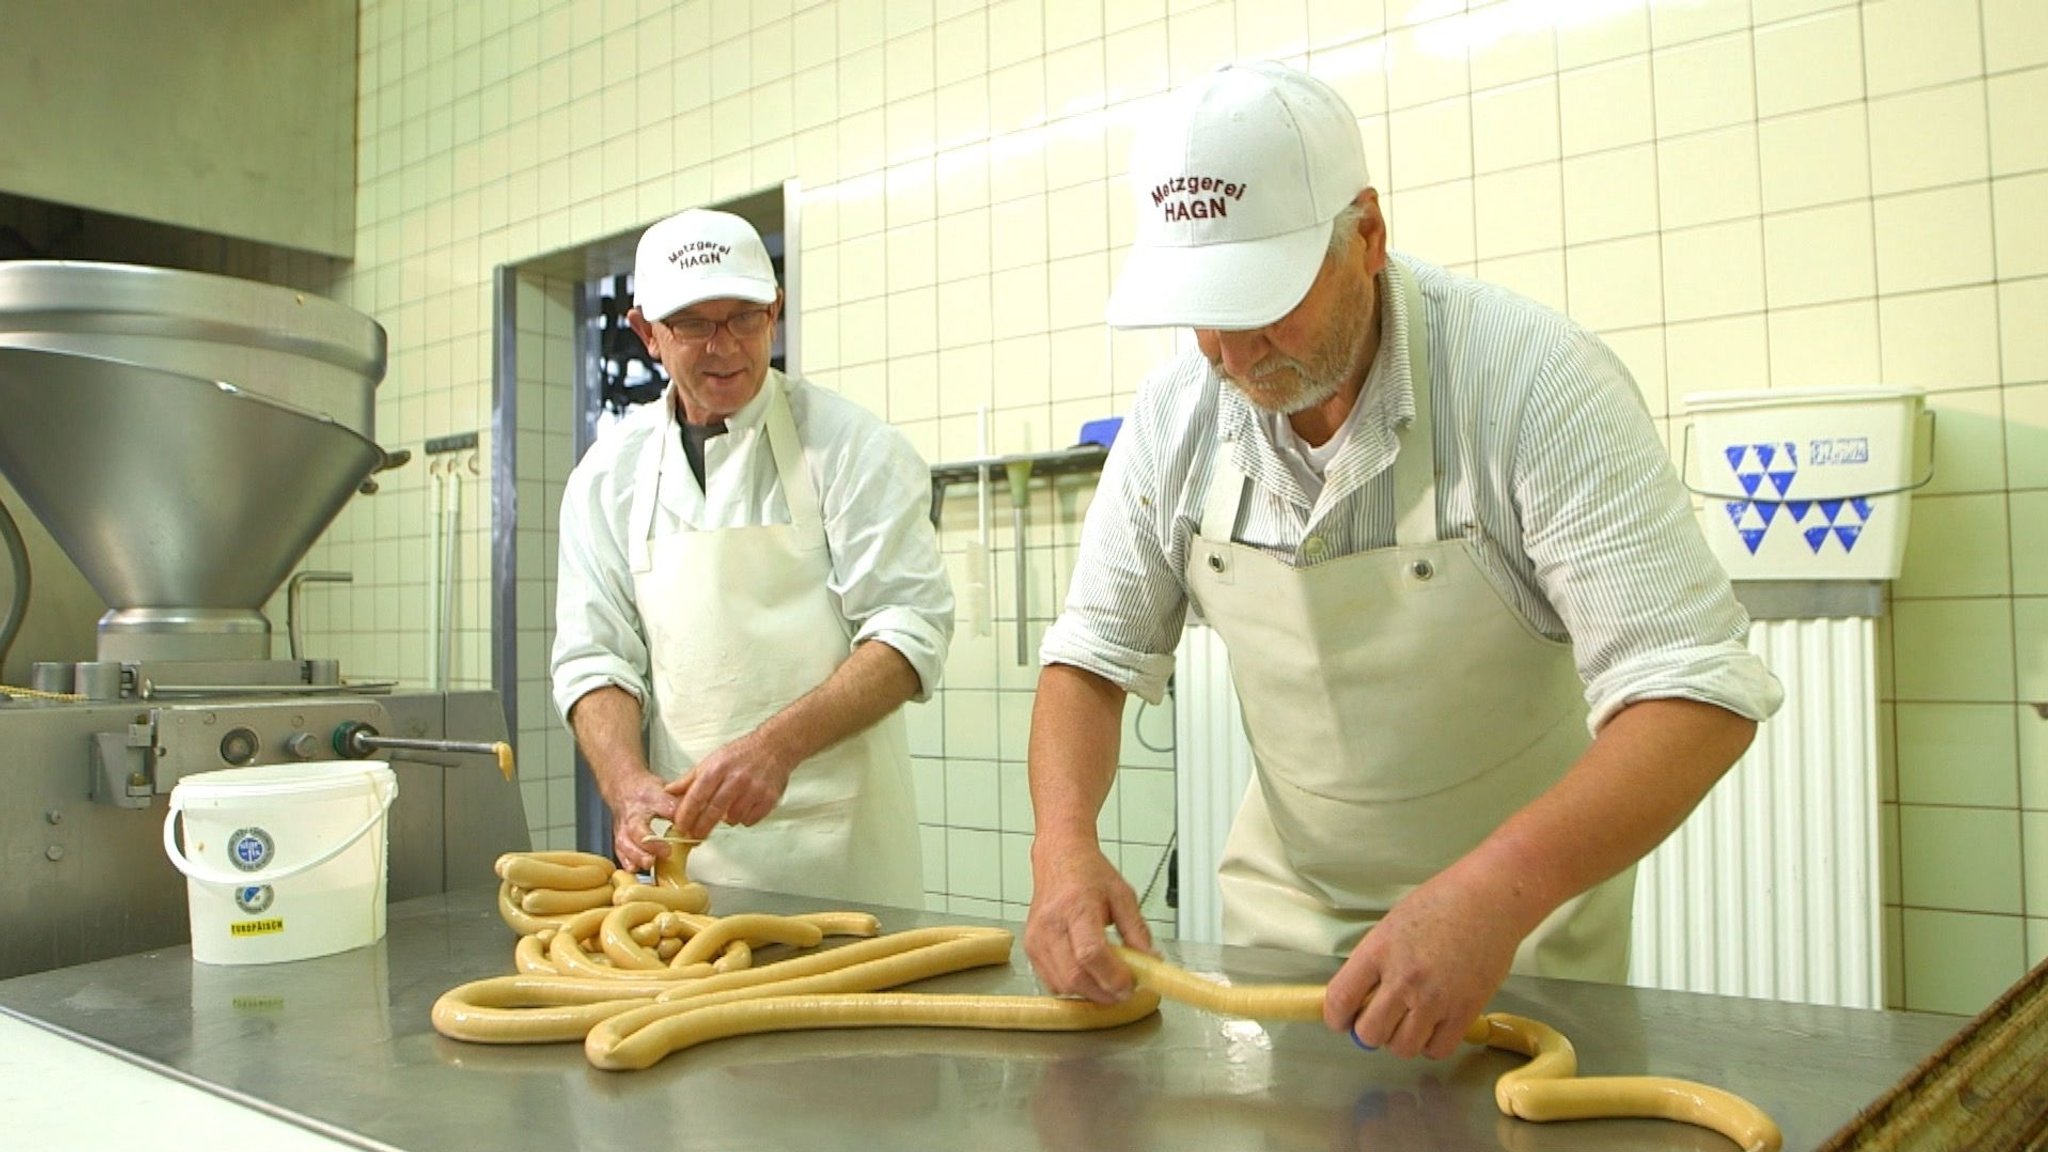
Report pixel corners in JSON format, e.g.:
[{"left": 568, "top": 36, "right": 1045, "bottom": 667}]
[
  {"left": 550, "top": 436, "right": 651, "bottom": 724},
  {"left": 1039, "top": 366, "right": 1200, "bottom": 705},
  {"left": 1512, "top": 332, "right": 1785, "bottom": 731},
  {"left": 818, "top": 419, "right": 954, "bottom": 701}
]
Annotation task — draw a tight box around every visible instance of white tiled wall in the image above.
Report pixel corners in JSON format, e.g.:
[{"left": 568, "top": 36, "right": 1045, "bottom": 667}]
[{"left": 299, "top": 0, "right": 2048, "bottom": 1008}]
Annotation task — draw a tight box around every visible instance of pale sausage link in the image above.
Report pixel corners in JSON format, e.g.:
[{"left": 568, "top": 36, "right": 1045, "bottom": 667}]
[
  {"left": 439, "top": 924, "right": 1133, "bottom": 1065},
  {"left": 521, "top": 884, "right": 616, "bottom": 915},
  {"left": 712, "top": 940, "right": 752, "bottom": 974},
  {"left": 514, "top": 933, "right": 556, "bottom": 975},
  {"left": 497, "top": 854, "right": 614, "bottom": 892},
  {"left": 652, "top": 926, "right": 1017, "bottom": 1008},
  {"left": 585, "top": 927, "right": 1027, "bottom": 1067},
  {"left": 590, "top": 989, "right": 1162, "bottom": 1071},
  {"left": 495, "top": 850, "right": 615, "bottom": 877},
  {"left": 652, "top": 848, "right": 694, "bottom": 891},
  {"left": 1112, "top": 947, "right": 1781, "bottom": 1152},
  {"left": 599, "top": 903, "right": 670, "bottom": 970},
  {"left": 670, "top": 913, "right": 824, "bottom": 967},
  {"left": 441, "top": 926, "right": 1008, "bottom": 1047},
  {"left": 549, "top": 923, "right": 716, "bottom": 981},
  {"left": 432, "top": 975, "right": 662, "bottom": 1044},
  {"left": 497, "top": 881, "right": 571, "bottom": 937},
  {"left": 544, "top": 907, "right": 649, "bottom": 980},
  {"left": 789, "top": 911, "right": 881, "bottom": 938},
  {"left": 1480, "top": 1014, "right": 1780, "bottom": 1152},
  {"left": 612, "top": 882, "right": 711, "bottom": 912}
]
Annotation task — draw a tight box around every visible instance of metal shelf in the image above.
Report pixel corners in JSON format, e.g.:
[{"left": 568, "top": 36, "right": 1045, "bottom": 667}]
[{"left": 927, "top": 444, "right": 1109, "bottom": 527}]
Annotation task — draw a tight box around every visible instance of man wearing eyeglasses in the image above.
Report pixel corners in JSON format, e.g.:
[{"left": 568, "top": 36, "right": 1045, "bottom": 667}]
[{"left": 551, "top": 207, "right": 953, "bottom": 908}]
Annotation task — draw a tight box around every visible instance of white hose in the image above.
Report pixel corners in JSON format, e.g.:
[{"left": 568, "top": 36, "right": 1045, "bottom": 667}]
[
  {"left": 428, "top": 457, "right": 446, "bottom": 689},
  {"left": 441, "top": 459, "right": 462, "bottom": 689}
]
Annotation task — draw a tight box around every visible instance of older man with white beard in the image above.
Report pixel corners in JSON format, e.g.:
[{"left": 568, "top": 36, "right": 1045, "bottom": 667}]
[{"left": 1022, "top": 61, "right": 1783, "bottom": 1062}]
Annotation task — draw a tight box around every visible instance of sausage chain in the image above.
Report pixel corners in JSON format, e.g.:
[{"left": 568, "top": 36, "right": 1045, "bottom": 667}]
[
  {"left": 1114, "top": 947, "right": 1782, "bottom": 1152},
  {"left": 493, "top": 849, "right": 710, "bottom": 940},
  {"left": 455, "top": 853, "right": 1779, "bottom": 1150},
  {"left": 433, "top": 921, "right": 1159, "bottom": 1064}
]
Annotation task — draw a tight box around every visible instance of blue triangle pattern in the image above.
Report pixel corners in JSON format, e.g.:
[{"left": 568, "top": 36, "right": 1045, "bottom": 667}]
[
  {"left": 1819, "top": 499, "right": 1843, "bottom": 524},
  {"left": 1725, "top": 445, "right": 1748, "bottom": 472},
  {"left": 1768, "top": 471, "right": 1797, "bottom": 498},
  {"left": 1804, "top": 527, "right": 1831, "bottom": 553},
  {"left": 1725, "top": 501, "right": 1749, "bottom": 525},
  {"left": 1756, "top": 502, "right": 1780, "bottom": 525},
  {"left": 1740, "top": 473, "right": 1764, "bottom": 497},
  {"left": 1835, "top": 525, "right": 1862, "bottom": 552},
  {"left": 1740, "top": 528, "right": 1769, "bottom": 554},
  {"left": 1787, "top": 501, "right": 1812, "bottom": 522},
  {"left": 1852, "top": 498, "right": 1872, "bottom": 520},
  {"left": 1755, "top": 444, "right": 1777, "bottom": 470}
]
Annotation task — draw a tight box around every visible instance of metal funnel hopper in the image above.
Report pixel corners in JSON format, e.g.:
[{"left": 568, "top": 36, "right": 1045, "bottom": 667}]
[
  {"left": 0, "top": 347, "right": 384, "bottom": 662},
  {"left": 0, "top": 262, "right": 390, "bottom": 664}
]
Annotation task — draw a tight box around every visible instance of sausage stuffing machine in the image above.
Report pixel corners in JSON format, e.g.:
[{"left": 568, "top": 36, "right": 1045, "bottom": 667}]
[{"left": 0, "top": 261, "right": 530, "bottom": 979}]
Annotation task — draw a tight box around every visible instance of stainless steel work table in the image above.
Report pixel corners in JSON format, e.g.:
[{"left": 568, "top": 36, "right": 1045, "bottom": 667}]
[{"left": 0, "top": 886, "right": 1957, "bottom": 1152}]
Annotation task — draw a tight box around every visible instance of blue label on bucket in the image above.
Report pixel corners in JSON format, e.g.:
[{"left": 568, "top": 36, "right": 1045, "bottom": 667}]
[
  {"left": 228, "top": 827, "right": 274, "bottom": 872},
  {"left": 1724, "top": 496, "right": 1875, "bottom": 555},
  {"left": 1721, "top": 440, "right": 1879, "bottom": 555}
]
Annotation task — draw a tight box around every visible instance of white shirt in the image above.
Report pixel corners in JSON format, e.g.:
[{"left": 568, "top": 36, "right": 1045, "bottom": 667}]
[
  {"left": 1041, "top": 254, "right": 1784, "bottom": 731},
  {"left": 552, "top": 369, "right": 955, "bottom": 722}
]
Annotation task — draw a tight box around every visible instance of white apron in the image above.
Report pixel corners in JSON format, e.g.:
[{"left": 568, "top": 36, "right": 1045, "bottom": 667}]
[
  {"left": 1186, "top": 266, "right": 1633, "bottom": 981},
  {"left": 627, "top": 377, "right": 922, "bottom": 907}
]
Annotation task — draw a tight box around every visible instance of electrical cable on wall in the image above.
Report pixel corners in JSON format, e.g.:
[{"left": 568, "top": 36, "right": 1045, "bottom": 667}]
[
  {"left": 1139, "top": 831, "right": 1178, "bottom": 916},
  {"left": 1132, "top": 674, "right": 1177, "bottom": 911},
  {"left": 1131, "top": 692, "right": 1176, "bottom": 755}
]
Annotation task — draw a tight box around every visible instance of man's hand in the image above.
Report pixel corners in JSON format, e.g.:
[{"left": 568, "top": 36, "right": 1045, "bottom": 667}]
[
  {"left": 1023, "top": 839, "right": 1155, "bottom": 1003},
  {"left": 1321, "top": 868, "right": 1522, "bottom": 1060},
  {"left": 601, "top": 769, "right": 679, "bottom": 873},
  {"left": 666, "top": 730, "right": 798, "bottom": 840}
]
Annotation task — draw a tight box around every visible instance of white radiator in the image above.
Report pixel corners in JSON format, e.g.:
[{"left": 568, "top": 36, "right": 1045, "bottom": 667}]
[
  {"left": 1630, "top": 616, "right": 1883, "bottom": 1008},
  {"left": 1173, "top": 624, "right": 1255, "bottom": 944}
]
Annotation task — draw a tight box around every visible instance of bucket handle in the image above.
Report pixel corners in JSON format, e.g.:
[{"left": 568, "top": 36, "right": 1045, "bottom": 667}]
[
  {"left": 1679, "top": 409, "right": 1937, "bottom": 502},
  {"left": 162, "top": 769, "right": 398, "bottom": 889}
]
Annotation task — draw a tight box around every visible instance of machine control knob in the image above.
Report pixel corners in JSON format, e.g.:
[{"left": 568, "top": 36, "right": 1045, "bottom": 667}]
[
  {"left": 285, "top": 732, "right": 322, "bottom": 760},
  {"left": 219, "top": 727, "right": 261, "bottom": 766},
  {"left": 332, "top": 720, "right": 378, "bottom": 758}
]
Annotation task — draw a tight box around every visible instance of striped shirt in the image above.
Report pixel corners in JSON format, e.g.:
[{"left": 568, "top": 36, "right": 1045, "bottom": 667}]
[{"left": 1041, "top": 254, "right": 1784, "bottom": 731}]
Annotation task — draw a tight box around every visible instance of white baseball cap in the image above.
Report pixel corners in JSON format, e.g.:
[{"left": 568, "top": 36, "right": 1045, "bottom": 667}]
[
  {"left": 632, "top": 208, "right": 780, "bottom": 322},
  {"left": 1105, "top": 61, "right": 1370, "bottom": 331}
]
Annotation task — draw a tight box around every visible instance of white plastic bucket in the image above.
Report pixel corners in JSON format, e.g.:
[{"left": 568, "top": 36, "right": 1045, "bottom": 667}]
[
  {"left": 1682, "top": 387, "right": 1932, "bottom": 581},
  {"left": 162, "top": 761, "right": 397, "bottom": 965}
]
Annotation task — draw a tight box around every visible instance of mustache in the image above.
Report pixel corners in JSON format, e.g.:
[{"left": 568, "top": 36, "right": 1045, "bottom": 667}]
[{"left": 1230, "top": 355, "right": 1306, "bottom": 385}]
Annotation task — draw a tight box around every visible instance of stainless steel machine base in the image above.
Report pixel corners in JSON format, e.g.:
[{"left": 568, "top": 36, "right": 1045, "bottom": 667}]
[{"left": 0, "top": 690, "right": 529, "bottom": 979}]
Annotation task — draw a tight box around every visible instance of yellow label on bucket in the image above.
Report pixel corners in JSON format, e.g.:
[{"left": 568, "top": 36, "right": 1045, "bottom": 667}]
[{"left": 230, "top": 918, "right": 285, "bottom": 937}]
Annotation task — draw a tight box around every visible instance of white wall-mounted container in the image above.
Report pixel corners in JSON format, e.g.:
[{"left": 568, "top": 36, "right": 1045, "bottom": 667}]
[{"left": 1682, "top": 387, "right": 1931, "bottom": 581}]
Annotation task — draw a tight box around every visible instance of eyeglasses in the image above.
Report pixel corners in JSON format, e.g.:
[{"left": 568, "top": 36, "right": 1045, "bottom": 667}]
[{"left": 660, "top": 308, "right": 774, "bottom": 343}]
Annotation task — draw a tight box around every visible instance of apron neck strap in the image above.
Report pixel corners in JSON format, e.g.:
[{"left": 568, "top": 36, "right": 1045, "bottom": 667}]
[
  {"left": 628, "top": 399, "right": 676, "bottom": 573},
  {"left": 626, "top": 374, "right": 822, "bottom": 573},
  {"left": 1199, "top": 443, "right": 1250, "bottom": 541},
  {"left": 761, "top": 375, "right": 823, "bottom": 534}
]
